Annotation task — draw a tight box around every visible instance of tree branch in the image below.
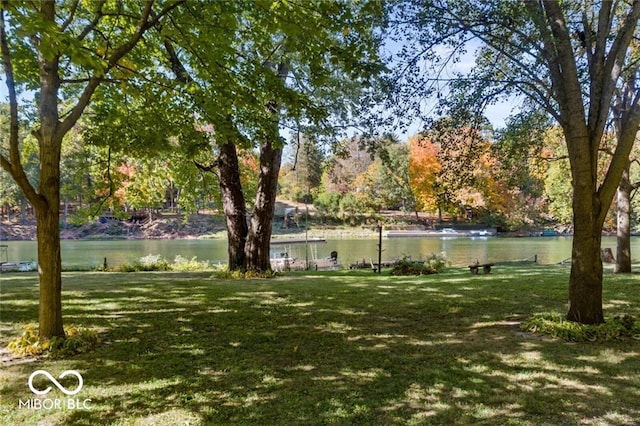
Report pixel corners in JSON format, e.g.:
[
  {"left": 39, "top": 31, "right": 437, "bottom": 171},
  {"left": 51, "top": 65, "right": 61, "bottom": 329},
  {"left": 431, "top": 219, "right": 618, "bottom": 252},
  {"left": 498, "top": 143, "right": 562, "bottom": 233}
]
[
  {"left": 76, "top": 0, "right": 106, "bottom": 41},
  {"left": 194, "top": 160, "right": 221, "bottom": 173},
  {"left": 589, "top": 1, "right": 640, "bottom": 144},
  {"left": 58, "top": 0, "right": 185, "bottom": 137},
  {"left": 0, "top": 2, "right": 41, "bottom": 206}
]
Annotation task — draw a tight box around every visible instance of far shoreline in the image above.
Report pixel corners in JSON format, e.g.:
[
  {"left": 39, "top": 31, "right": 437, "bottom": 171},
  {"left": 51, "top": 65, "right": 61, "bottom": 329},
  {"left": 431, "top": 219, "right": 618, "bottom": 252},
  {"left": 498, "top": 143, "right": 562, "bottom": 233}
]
[{"left": 1, "top": 218, "right": 384, "bottom": 242}]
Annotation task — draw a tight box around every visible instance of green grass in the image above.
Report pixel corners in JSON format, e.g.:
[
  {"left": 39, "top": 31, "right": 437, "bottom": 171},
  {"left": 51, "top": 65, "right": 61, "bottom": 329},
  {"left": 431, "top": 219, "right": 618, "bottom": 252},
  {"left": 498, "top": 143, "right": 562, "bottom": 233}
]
[{"left": 1, "top": 266, "right": 640, "bottom": 425}]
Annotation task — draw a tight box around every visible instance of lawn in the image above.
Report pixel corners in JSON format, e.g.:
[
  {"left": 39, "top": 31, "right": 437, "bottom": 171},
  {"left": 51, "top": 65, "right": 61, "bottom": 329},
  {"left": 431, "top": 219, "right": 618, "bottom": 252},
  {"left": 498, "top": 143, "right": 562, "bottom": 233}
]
[{"left": 1, "top": 265, "right": 640, "bottom": 425}]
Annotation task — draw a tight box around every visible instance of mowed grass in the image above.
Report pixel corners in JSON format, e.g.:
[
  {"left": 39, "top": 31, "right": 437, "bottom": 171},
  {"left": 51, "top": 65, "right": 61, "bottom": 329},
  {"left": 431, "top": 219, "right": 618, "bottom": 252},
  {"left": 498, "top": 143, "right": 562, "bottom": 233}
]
[{"left": 1, "top": 265, "right": 640, "bottom": 425}]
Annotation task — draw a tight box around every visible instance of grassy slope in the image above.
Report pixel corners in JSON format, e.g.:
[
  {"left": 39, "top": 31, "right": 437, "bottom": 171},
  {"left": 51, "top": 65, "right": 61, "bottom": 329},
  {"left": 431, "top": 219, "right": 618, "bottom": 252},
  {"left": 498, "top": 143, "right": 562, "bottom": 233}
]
[{"left": 1, "top": 266, "right": 639, "bottom": 425}]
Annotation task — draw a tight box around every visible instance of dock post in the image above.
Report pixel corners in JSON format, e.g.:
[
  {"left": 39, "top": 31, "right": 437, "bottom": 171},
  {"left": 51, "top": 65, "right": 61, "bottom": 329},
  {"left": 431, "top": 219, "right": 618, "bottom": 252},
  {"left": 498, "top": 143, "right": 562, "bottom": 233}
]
[{"left": 376, "top": 224, "right": 382, "bottom": 274}]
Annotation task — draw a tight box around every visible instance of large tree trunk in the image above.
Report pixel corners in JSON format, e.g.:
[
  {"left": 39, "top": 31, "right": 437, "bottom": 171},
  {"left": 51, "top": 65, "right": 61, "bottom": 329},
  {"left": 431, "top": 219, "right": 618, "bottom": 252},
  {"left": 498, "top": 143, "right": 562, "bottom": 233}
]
[
  {"left": 566, "top": 142, "right": 604, "bottom": 324},
  {"left": 35, "top": 133, "right": 65, "bottom": 339},
  {"left": 34, "top": 18, "right": 66, "bottom": 338},
  {"left": 567, "top": 219, "right": 604, "bottom": 324},
  {"left": 36, "top": 200, "right": 64, "bottom": 339},
  {"left": 245, "top": 138, "right": 282, "bottom": 271},
  {"left": 217, "top": 142, "right": 248, "bottom": 271},
  {"left": 615, "top": 166, "right": 633, "bottom": 273},
  {"left": 243, "top": 60, "right": 288, "bottom": 272}
]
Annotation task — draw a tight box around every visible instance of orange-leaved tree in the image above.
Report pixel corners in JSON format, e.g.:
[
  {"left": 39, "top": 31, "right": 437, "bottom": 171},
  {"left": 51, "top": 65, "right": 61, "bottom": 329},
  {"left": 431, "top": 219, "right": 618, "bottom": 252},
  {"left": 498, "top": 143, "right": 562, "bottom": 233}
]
[{"left": 408, "top": 134, "right": 441, "bottom": 216}]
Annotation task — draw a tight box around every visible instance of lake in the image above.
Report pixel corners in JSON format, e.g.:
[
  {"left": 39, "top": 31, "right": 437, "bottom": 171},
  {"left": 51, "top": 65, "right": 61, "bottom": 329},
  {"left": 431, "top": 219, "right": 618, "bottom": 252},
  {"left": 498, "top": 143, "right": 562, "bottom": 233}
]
[{"left": 2, "top": 236, "right": 636, "bottom": 269}]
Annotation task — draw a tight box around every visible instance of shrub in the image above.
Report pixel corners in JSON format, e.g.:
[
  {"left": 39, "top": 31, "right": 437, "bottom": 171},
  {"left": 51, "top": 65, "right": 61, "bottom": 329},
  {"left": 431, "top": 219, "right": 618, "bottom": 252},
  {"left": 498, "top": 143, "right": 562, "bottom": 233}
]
[
  {"left": 390, "top": 253, "right": 450, "bottom": 276},
  {"left": 314, "top": 191, "right": 342, "bottom": 216},
  {"left": 423, "top": 252, "right": 450, "bottom": 273},
  {"left": 7, "top": 324, "right": 99, "bottom": 357},
  {"left": 6, "top": 325, "right": 42, "bottom": 356},
  {"left": 390, "top": 257, "right": 429, "bottom": 275},
  {"left": 118, "top": 254, "right": 171, "bottom": 272},
  {"left": 50, "top": 325, "right": 100, "bottom": 357},
  {"left": 136, "top": 254, "right": 170, "bottom": 271},
  {"left": 211, "top": 266, "right": 246, "bottom": 279},
  {"left": 172, "top": 255, "right": 211, "bottom": 271},
  {"left": 521, "top": 312, "right": 640, "bottom": 342},
  {"left": 211, "top": 266, "right": 278, "bottom": 279},
  {"left": 117, "top": 262, "right": 139, "bottom": 272}
]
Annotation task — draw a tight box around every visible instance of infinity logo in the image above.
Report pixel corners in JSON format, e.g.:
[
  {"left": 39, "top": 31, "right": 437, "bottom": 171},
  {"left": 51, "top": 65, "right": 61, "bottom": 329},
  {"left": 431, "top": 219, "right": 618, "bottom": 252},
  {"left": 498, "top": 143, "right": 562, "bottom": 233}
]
[{"left": 28, "top": 370, "right": 83, "bottom": 396}]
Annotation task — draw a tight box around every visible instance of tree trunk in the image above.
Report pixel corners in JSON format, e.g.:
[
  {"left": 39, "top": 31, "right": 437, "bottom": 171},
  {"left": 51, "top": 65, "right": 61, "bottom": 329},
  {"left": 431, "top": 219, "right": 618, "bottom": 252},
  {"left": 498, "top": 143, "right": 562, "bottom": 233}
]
[
  {"left": 615, "top": 166, "right": 632, "bottom": 273},
  {"left": 33, "top": 12, "right": 66, "bottom": 338},
  {"left": 35, "top": 134, "right": 65, "bottom": 339},
  {"left": 566, "top": 157, "right": 604, "bottom": 324},
  {"left": 567, "top": 226, "right": 604, "bottom": 324},
  {"left": 217, "top": 142, "right": 248, "bottom": 271},
  {"left": 36, "top": 202, "right": 64, "bottom": 339},
  {"left": 20, "top": 197, "right": 27, "bottom": 224},
  {"left": 245, "top": 138, "right": 282, "bottom": 271},
  {"left": 243, "top": 59, "right": 288, "bottom": 272}
]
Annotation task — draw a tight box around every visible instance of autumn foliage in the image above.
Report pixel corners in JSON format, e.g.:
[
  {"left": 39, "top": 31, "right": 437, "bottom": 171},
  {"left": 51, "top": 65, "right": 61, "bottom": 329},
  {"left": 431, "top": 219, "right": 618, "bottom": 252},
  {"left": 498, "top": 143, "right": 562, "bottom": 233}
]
[
  {"left": 407, "top": 127, "right": 512, "bottom": 221},
  {"left": 408, "top": 134, "right": 441, "bottom": 212}
]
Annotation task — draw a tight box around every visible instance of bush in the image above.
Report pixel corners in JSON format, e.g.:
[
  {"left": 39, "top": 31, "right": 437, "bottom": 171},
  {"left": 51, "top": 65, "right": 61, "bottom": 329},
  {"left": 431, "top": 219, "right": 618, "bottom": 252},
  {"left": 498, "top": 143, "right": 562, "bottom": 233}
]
[
  {"left": 212, "top": 267, "right": 246, "bottom": 280},
  {"left": 521, "top": 312, "right": 640, "bottom": 342},
  {"left": 50, "top": 325, "right": 100, "bottom": 357},
  {"left": 172, "top": 255, "right": 211, "bottom": 271},
  {"left": 390, "top": 253, "right": 450, "bottom": 276},
  {"left": 211, "top": 265, "right": 279, "bottom": 279},
  {"left": 117, "top": 262, "right": 139, "bottom": 272},
  {"left": 118, "top": 254, "right": 171, "bottom": 272},
  {"left": 7, "top": 324, "right": 99, "bottom": 357},
  {"left": 7, "top": 325, "right": 42, "bottom": 356},
  {"left": 314, "top": 191, "right": 342, "bottom": 216},
  {"left": 136, "top": 254, "right": 170, "bottom": 271},
  {"left": 423, "top": 252, "right": 450, "bottom": 273}
]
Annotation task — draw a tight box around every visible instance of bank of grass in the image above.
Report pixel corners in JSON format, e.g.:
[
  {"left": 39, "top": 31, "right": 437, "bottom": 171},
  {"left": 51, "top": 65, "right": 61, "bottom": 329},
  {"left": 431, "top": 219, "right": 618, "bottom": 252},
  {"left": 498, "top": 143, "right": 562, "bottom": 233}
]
[{"left": 1, "top": 265, "right": 639, "bottom": 425}]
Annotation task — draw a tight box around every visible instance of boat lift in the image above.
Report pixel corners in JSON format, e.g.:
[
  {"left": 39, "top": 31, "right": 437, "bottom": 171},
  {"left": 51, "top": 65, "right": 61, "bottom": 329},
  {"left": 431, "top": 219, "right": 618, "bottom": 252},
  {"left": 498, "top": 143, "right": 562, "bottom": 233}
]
[{"left": 270, "top": 238, "right": 340, "bottom": 271}]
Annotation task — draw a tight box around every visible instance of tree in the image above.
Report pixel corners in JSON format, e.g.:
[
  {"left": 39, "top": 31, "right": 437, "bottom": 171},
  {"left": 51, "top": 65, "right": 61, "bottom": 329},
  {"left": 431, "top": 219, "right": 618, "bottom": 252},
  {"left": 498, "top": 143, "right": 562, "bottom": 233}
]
[
  {"left": 81, "top": 55, "right": 218, "bottom": 218},
  {"left": 493, "top": 112, "right": 550, "bottom": 228},
  {"left": 369, "top": 137, "right": 415, "bottom": 212},
  {"left": 0, "top": 103, "right": 38, "bottom": 223},
  {"left": 612, "top": 73, "right": 640, "bottom": 273},
  {"left": 408, "top": 119, "right": 495, "bottom": 221},
  {"left": 543, "top": 130, "right": 573, "bottom": 226},
  {"left": 280, "top": 133, "right": 324, "bottom": 203},
  {"left": 324, "top": 136, "right": 375, "bottom": 195},
  {"left": 430, "top": 118, "right": 492, "bottom": 219},
  {"left": 613, "top": 139, "right": 640, "bottom": 273},
  {"left": 161, "top": 0, "right": 387, "bottom": 272},
  {"left": 395, "top": 1, "right": 640, "bottom": 324},
  {"left": 408, "top": 134, "right": 441, "bottom": 215},
  {"left": 0, "top": 0, "right": 183, "bottom": 339}
]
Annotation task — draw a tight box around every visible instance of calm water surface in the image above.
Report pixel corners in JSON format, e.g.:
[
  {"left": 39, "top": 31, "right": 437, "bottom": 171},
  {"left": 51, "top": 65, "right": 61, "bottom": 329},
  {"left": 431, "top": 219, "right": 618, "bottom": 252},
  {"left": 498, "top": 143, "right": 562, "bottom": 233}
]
[{"left": 3, "top": 236, "right": 636, "bottom": 268}]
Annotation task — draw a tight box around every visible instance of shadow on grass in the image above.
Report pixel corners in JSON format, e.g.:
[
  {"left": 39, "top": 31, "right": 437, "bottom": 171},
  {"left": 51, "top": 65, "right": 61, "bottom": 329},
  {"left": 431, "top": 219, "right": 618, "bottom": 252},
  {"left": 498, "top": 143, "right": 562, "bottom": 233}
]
[{"left": 1, "top": 266, "right": 640, "bottom": 425}]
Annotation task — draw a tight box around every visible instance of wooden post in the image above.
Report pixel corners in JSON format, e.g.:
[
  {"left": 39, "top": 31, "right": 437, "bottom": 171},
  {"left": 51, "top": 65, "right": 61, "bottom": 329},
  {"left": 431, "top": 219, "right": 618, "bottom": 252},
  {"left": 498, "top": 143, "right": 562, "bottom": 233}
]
[{"left": 376, "top": 224, "right": 382, "bottom": 274}]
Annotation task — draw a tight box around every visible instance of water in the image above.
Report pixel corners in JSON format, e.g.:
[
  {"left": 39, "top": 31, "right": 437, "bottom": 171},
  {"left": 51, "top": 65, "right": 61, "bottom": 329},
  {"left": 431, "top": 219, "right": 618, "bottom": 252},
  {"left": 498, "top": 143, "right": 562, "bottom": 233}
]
[{"left": 2, "top": 236, "right": 635, "bottom": 269}]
